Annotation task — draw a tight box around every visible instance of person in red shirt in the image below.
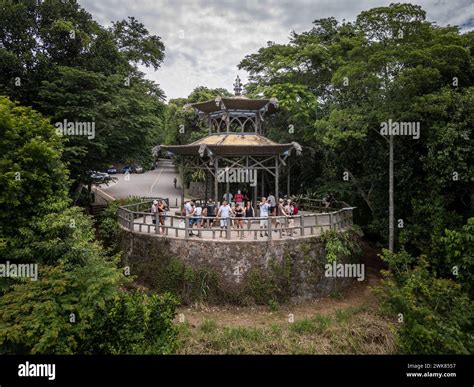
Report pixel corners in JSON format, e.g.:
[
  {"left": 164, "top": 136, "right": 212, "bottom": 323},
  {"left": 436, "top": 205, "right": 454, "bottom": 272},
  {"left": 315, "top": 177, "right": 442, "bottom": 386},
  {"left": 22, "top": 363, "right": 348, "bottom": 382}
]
[{"left": 234, "top": 190, "right": 244, "bottom": 206}]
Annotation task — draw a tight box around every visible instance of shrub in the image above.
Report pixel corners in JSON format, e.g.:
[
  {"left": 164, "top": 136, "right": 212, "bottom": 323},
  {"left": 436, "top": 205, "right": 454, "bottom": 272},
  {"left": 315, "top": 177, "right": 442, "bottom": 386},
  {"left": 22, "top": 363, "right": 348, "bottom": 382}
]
[
  {"left": 85, "top": 291, "right": 179, "bottom": 354},
  {"left": 0, "top": 262, "right": 178, "bottom": 354},
  {"left": 379, "top": 251, "right": 473, "bottom": 354}
]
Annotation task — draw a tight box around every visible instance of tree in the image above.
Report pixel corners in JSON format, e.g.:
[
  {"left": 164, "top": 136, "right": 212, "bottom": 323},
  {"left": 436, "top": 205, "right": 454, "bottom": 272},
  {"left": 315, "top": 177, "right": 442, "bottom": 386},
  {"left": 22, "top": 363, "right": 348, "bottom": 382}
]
[
  {"left": 0, "top": 96, "right": 70, "bottom": 236},
  {"left": 239, "top": 4, "right": 473, "bottom": 250},
  {"left": 0, "top": 0, "right": 167, "bottom": 201},
  {"left": 0, "top": 97, "right": 178, "bottom": 354}
]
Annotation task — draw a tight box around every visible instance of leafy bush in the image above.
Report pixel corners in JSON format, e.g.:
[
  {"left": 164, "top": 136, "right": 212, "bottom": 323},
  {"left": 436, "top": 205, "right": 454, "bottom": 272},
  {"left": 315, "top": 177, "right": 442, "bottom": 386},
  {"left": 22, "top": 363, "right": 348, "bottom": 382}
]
[
  {"left": 85, "top": 291, "right": 179, "bottom": 354},
  {"left": 97, "top": 197, "right": 150, "bottom": 251},
  {"left": 0, "top": 260, "right": 123, "bottom": 354},
  {"left": 0, "top": 262, "right": 178, "bottom": 354},
  {"left": 0, "top": 97, "right": 70, "bottom": 237},
  {"left": 438, "top": 217, "right": 474, "bottom": 297},
  {"left": 379, "top": 251, "right": 473, "bottom": 354},
  {"left": 321, "top": 227, "right": 363, "bottom": 263}
]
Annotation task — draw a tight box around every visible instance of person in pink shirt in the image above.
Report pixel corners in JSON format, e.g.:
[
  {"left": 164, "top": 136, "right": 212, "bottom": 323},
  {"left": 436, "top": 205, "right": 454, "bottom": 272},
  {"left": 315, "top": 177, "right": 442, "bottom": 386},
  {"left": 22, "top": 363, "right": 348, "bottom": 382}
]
[{"left": 234, "top": 190, "right": 244, "bottom": 206}]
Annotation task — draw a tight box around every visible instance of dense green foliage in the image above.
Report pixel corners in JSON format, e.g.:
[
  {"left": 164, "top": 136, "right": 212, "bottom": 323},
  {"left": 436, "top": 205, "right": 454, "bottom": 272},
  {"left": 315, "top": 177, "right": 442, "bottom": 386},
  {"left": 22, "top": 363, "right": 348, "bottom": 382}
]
[
  {"left": 379, "top": 248, "right": 473, "bottom": 354},
  {"left": 0, "top": 1, "right": 472, "bottom": 354},
  {"left": 0, "top": 97, "right": 177, "bottom": 354},
  {"left": 0, "top": 0, "right": 166, "bottom": 200},
  {"left": 0, "top": 97, "right": 70, "bottom": 235},
  {"left": 238, "top": 3, "right": 473, "bottom": 244},
  {"left": 235, "top": 3, "right": 474, "bottom": 354}
]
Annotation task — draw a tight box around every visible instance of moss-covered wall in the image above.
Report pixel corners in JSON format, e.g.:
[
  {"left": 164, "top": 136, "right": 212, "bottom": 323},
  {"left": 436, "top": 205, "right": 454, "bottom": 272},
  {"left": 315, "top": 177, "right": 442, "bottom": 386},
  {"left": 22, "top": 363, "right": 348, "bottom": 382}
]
[{"left": 120, "top": 229, "right": 357, "bottom": 305}]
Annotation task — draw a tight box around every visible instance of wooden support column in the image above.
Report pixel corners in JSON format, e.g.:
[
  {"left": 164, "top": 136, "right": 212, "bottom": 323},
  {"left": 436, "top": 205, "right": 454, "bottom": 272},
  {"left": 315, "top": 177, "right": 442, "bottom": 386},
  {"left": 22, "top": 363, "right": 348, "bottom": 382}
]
[
  {"left": 253, "top": 156, "right": 258, "bottom": 210},
  {"left": 275, "top": 156, "right": 279, "bottom": 203},
  {"left": 225, "top": 161, "right": 230, "bottom": 202},
  {"left": 205, "top": 168, "right": 209, "bottom": 204},
  {"left": 180, "top": 162, "right": 185, "bottom": 211},
  {"left": 214, "top": 157, "right": 219, "bottom": 205},
  {"left": 287, "top": 159, "right": 291, "bottom": 197}
]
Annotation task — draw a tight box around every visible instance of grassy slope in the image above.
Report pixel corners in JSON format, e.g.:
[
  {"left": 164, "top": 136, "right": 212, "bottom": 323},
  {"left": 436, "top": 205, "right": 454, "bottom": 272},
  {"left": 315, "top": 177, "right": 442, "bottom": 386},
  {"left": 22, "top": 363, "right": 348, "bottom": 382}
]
[{"left": 175, "top": 270, "right": 397, "bottom": 354}]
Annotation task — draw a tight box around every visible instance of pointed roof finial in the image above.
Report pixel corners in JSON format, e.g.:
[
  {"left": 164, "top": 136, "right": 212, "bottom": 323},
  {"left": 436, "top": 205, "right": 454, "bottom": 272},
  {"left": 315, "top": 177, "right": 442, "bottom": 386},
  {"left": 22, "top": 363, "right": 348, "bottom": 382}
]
[{"left": 233, "top": 75, "right": 242, "bottom": 96}]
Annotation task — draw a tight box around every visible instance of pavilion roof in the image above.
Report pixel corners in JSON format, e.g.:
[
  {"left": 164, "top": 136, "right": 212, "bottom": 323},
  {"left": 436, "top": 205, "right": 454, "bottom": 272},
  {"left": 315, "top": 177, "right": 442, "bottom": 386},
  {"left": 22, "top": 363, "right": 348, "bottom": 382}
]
[
  {"left": 160, "top": 134, "right": 301, "bottom": 157},
  {"left": 186, "top": 97, "right": 278, "bottom": 115}
]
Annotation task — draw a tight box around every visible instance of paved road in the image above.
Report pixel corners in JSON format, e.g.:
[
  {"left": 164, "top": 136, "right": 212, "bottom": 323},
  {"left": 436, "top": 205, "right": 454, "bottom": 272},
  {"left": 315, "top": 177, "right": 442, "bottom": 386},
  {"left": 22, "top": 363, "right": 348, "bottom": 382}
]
[{"left": 97, "top": 159, "right": 182, "bottom": 207}]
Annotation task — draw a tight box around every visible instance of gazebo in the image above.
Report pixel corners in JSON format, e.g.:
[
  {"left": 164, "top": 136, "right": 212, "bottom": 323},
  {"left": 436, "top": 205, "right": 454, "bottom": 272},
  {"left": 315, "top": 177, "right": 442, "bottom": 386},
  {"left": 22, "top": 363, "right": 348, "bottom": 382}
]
[{"left": 159, "top": 76, "right": 302, "bottom": 209}]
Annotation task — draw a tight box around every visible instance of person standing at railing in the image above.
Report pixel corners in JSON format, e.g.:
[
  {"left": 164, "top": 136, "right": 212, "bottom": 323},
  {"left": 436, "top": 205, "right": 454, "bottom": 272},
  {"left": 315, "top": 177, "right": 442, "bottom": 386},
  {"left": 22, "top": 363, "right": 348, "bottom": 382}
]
[
  {"left": 191, "top": 202, "right": 203, "bottom": 235},
  {"left": 151, "top": 200, "right": 159, "bottom": 229},
  {"left": 267, "top": 192, "right": 277, "bottom": 230},
  {"left": 205, "top": 199, "right": 216, "bottom": 228},
  {"left": 258, "top": 197, "right": 271, "bottom": 238},
  {"left": 216, "top": 200, "right": 233, "bottom": 238},
  {"left": 244, "top": 200, "right": 255, "bottom": 237},
  {"left": 223, "top": 192, "right": 233, "bottom": 204},
  {"left": 157, "top": 200, "right": 166, "bottom": 235},
  {"left": 276, "top": 198, "right": 288, "bottom": 236},
  {"left": 286, "top": 199, "right": 296, "bottom": 235},
  {"left": 234, "top": 203, "right": 245, "bottom": 239},
  {"left": 184, "top": 200, "right": 197, "bottom": 237},
  {"left": 234, "top": 190, "right": 244, "bottom": 207},
  {"left": 323, "top": 193, "right": 335, "bottom": 209},
  {"left": 292, "top": 201, "right": 299, "bottom": 216}
]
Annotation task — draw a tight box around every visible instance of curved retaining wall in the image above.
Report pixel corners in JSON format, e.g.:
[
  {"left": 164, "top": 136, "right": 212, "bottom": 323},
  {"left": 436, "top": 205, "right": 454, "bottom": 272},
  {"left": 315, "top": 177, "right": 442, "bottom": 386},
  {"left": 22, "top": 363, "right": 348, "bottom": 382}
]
[{"left": 120, "top": 227, "right": 357, "bottom": 304}]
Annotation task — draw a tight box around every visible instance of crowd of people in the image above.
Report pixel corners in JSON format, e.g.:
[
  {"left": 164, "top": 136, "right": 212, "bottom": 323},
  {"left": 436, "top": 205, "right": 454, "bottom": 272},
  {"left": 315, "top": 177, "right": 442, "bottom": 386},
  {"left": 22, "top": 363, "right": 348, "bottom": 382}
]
[
  {"left": 153, "top": 189, "right": 299, "bottom": 239},
  {"left": 148, "top": 189, "right": 341, "bottom": 239}
]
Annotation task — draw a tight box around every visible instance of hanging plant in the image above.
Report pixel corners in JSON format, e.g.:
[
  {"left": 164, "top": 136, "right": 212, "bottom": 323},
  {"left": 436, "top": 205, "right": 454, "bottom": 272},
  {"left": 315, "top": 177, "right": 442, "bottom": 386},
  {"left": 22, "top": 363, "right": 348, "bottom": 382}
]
[{"left": 191, "top": 170, "right": 206, "bottom": 182}]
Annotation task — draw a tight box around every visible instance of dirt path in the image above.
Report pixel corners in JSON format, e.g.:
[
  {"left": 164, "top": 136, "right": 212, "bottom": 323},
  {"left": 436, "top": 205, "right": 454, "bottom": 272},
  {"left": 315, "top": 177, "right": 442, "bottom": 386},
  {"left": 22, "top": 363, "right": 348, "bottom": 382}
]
[
  {"left": 177, "top": 274, "right": 380, "bottom": 328},
  {"left": 177, "top": 241, "right": 383, "bottom": 328}
]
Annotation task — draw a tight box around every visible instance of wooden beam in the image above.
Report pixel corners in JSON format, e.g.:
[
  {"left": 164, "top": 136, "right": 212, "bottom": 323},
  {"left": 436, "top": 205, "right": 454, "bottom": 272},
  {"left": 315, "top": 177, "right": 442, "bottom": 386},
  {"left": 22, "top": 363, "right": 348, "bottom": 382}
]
[
  {"left": 180, "top": 162, "right": 185, "bottom": 211},
  {"left": 275, "top": 156, "right": 279, "bottom": 203},
  {"left": 214, "top": 157, "right": 219, "bottom": 205}
]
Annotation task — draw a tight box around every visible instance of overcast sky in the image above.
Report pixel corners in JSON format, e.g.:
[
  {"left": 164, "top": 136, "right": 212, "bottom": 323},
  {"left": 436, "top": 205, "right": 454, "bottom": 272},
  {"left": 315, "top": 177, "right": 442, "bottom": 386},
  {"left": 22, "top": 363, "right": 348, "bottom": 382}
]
[{"left": 79, "top": 0, "right": 474, "bottom": 100}]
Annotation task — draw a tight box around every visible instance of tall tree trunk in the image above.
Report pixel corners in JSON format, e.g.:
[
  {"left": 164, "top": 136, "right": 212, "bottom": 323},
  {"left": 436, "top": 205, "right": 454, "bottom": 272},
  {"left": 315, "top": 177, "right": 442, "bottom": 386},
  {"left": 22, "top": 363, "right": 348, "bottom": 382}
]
[{"left": 389, "top": 134, "right": 394, "bottom": 252}]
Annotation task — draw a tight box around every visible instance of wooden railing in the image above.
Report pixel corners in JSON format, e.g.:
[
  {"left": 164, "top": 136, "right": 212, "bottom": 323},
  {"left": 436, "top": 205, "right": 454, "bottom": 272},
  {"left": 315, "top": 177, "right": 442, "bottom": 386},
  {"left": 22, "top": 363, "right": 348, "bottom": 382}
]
[
  {"left": 296, "top": 198, "right": 350, "bottom": 212},
  {"left": 117, "top": 199, "right": 355, "bottom": 241}
]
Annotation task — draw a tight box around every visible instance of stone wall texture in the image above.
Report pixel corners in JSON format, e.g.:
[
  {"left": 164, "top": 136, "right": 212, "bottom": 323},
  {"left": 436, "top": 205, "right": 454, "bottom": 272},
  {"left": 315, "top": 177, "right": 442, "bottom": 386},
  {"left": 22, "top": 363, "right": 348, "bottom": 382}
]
[
  {"left": 188, "top": 181, "right": 213, "bottom": 199},
  {"left": 120, "top": 228, "right": 357, "bottom": 304}
]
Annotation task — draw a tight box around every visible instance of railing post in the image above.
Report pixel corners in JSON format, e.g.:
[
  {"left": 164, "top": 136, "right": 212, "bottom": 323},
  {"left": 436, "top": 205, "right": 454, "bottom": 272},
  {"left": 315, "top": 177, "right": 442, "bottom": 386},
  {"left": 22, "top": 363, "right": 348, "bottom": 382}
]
[
  {"left": 185, "top": 216, "right": 189, "bottom": 239},
  {"left": 329, "top": 212, "right": 333, "bottom": 231},
  {"left": 226, "top": 217, "right": 231, "bottom": 240},
  {"left": 155, "top": 212, "right": 159, "bottom": 234},
  {"left": 300, "top": 215, "right": 305, "bottom": 236},
  {"left": 267, "top": 217, "right": 272, "bottom": 241}
]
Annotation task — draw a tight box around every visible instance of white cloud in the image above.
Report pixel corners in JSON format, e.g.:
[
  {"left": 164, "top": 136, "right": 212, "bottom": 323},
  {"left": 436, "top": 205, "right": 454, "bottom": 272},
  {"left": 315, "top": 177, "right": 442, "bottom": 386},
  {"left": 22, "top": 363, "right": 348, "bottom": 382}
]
[{"left": 79, "top": 0, "right": 473, "bottom": 100}]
